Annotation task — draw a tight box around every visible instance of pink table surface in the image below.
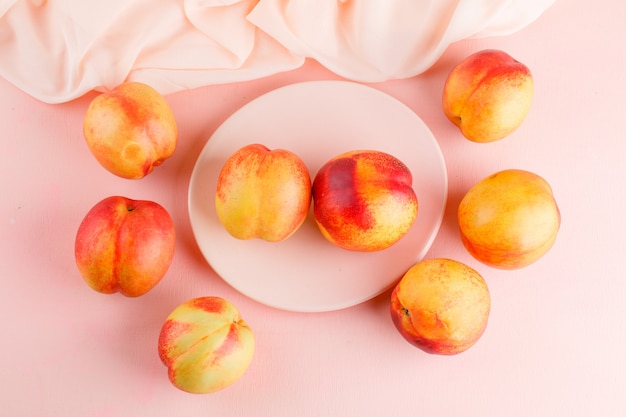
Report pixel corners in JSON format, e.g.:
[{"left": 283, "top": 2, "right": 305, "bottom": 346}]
[{"left": 2, "top": 0, "right": 625, "bottom": 416}]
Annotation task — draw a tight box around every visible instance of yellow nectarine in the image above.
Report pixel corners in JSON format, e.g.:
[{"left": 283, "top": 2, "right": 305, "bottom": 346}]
[
  {"left": 158, "top": 297, "right": 255, "bottom": 394},
  {"left": 83, "top": 82, "right": 177, "bottom": 179},
  {"left": 458, "top": 169, "right": 560, "bottom": 269},
  {"left": 215, "top": 144, "right": 311, "bottom": 242},
  {"left": 390, "top": 258, "right": 490, "bottom": 355},
  {"left": 442, "top": 49, "right": 534, "bottom": 143}
]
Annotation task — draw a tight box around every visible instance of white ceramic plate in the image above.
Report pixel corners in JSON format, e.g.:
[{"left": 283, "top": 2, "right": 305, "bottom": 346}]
[{"left": 188, "top": 81, "right": 447, "bottom": 312}]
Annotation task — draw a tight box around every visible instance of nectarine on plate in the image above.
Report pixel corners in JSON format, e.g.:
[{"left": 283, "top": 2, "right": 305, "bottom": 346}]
[{"left": 188, "top": 81, "right": 447, "bottom": 312}]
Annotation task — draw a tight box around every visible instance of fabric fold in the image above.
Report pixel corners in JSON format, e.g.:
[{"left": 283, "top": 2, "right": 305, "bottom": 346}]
[
  {"left": 0, "top": 0, "right": 556, "bottom": 103},
  {"left": 249, "top": 0, "right": 557, "bottom": 82}
]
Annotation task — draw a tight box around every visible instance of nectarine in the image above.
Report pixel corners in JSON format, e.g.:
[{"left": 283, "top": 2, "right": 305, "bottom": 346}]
[
  {"left": 158, "top": 296, "right": 255, "bottom": 394},
  {"left": 458, "top": 169, "right": 560, "bottom": 269},
  {"left": 215, "top": 144, "right": 311, "bottom": 242},
  {"left": 390, "top": 258, "right": 490, "bottom": 355},
  {"left": 74, "top": 196, "right": 176, "bottom": 297},
  {"left": 442, "top": 49, "right": 534, "bottom": 143},
  {"left": 312, "top": 150, "right": 418, "bottom": 251},
  {"left": 83, "top": 82, "right": 177, "bottom": 179}
]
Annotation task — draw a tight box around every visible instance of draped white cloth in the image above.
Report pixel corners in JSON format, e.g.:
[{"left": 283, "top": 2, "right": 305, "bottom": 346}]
[{"left": 0, "top": 0, "right": 556, "bottom": 103}]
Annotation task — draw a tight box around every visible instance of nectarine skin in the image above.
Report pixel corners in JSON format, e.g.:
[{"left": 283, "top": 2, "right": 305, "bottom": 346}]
[
  {"left": 83, "top": 82, "right": 178, "bottom": 179},
  {"left": 74, "top": 196, "right": 176, "bottom": 297},
  {"left": 215, "top": 144, "right": 312, "bottom": 242},
  {"left": 442, "top": 49, "right": 533, "bottom": 143},
  {"left": 390, "top": 258, "right": 490, "bottom": 355},
  {"left": 458, "top": 169, "right": 560, "bottom": 269},
  {"left": 158, "top": 297, "right": 255, "bottom": 394},
  {"left": 312, "top": 150, "right": 418, "bottom": 251}
]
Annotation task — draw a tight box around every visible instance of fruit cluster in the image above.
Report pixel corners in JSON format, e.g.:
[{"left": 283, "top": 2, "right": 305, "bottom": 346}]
[
  {"left": 76, "top": 82, "right": 255, "bottom": 394},
  {"left": 215, "top": 145, "right": 419, "bottom": 252},
  {"left": 395, "top": 50, "right": 560, "bottom": 354},
  {"left": 73, "top": 49, "right": 560, "bottom": 394}
]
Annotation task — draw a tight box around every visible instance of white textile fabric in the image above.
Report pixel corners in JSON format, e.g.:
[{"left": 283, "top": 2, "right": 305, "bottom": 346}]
[{"left": 0, "top": 0, "right": 555, "bottom": 103}]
